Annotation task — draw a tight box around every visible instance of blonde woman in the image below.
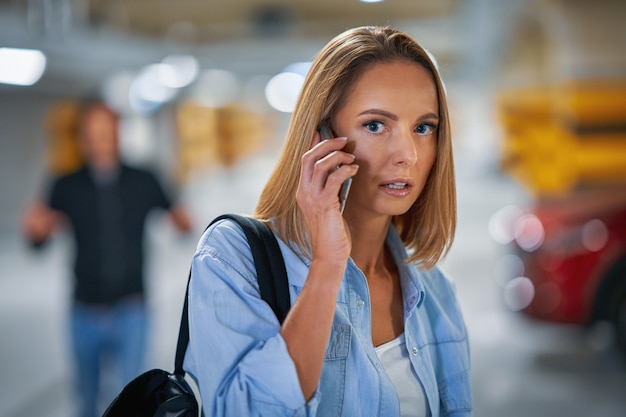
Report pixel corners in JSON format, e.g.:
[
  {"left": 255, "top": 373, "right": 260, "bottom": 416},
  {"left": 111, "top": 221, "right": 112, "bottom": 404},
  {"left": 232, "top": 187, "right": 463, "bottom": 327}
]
[{"left": 185, "top": 26, "right": 472, "bottom": 417}]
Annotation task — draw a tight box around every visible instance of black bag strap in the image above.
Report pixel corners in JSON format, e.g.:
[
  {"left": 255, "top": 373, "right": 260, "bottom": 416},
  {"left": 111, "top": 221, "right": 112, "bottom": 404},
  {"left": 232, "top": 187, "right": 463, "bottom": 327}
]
[{"left": 174, "top": 214, "right": 290, "bottom": 376}]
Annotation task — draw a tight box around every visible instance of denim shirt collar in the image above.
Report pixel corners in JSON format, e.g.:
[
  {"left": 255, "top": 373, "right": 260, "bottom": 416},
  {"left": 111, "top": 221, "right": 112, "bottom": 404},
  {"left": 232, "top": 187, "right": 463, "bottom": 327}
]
[{"left": 275, "top": 224, "right": 426, "bottom": 316}]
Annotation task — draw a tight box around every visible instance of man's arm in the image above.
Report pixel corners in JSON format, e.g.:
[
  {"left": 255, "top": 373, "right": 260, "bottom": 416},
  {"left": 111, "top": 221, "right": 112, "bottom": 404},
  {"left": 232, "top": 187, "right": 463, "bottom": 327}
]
[
  {"left": 21, "top": 200, "right": 62, "bottom": 247},
  {"left": 168, "top": 204, "right": 192, "bottom": 233}
]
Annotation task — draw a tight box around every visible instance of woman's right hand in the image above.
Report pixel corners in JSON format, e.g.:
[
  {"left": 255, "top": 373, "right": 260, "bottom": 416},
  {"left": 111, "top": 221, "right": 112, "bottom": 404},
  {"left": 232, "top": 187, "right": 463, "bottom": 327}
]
[
  {"left": 287, "top": 132, "right": 359, "bottom": 400},
  {"left": 296, "top": 132, "right": 359, "bottom": 267}
]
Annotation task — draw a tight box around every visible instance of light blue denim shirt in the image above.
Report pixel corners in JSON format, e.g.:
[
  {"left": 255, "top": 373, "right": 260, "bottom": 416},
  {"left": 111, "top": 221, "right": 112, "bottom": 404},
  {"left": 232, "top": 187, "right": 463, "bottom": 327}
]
[{"left": 184, "top": 218, "right": 473, "bottom": 416}]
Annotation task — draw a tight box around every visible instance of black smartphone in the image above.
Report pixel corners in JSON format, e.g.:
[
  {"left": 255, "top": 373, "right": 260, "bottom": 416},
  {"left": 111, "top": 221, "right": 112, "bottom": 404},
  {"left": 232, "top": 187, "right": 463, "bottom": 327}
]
[{"left": 319, "top": 124, "right": 352, "bottom": 214}]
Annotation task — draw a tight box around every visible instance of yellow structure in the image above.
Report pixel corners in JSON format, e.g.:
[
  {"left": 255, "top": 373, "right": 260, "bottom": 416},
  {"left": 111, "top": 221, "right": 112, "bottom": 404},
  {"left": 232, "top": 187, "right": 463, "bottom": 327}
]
[
  {"left": 497, "top": 80, "right": 626, "bottom": 196},
  {"left": 44, "top": 100, "right": 84, "bottom": 175},
  {"left": 42, "top": 99, "right": 277, "bottom": 183},
  {"left": 176, "top": 101, "right": 275, "bottom": 182}
]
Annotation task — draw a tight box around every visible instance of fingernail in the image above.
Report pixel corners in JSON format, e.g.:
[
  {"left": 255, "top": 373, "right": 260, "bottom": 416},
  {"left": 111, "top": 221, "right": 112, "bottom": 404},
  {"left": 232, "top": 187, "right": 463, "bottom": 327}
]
[{"left": 337, "top": 136, "right": 348, "bottom": 141}]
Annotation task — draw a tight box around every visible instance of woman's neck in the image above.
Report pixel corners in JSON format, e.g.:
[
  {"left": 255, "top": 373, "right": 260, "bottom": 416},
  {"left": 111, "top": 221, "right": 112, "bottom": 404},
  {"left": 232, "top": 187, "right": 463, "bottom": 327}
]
[{"left": 348, "top": 215, "right": 392, "bottom": 277}]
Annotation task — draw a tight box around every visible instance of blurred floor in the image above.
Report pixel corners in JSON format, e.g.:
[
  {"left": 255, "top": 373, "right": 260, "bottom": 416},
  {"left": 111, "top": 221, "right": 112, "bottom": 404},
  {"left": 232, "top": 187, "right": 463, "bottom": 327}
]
[
  {"left": 442, "top": 171, "right": 626, "bottom": 417},
  {"left": 1, "top": 143, "right": 626, "bottom": 417}
]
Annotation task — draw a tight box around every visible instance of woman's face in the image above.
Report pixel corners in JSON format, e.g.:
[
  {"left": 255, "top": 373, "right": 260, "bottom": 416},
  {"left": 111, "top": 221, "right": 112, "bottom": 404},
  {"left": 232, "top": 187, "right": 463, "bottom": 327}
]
[{"left": 334, "top": 60, "right": 438, "bottom": 220}]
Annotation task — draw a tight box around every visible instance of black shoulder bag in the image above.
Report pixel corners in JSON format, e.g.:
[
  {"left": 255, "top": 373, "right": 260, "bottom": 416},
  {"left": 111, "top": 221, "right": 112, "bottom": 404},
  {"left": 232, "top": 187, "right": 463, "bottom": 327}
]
[{"left": 102, "top": 214, "right": 291, "bottom": 417}]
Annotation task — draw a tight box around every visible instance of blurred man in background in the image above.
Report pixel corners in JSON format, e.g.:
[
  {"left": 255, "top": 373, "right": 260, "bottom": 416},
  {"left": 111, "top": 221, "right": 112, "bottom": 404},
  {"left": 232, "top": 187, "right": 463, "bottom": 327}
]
[{"left": 21, "top": 100, "right": 192, "bottom": 417}]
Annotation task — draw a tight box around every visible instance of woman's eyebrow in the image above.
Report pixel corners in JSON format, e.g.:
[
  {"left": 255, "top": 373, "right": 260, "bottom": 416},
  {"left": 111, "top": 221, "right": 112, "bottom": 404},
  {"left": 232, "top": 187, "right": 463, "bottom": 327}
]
[
  {"left": 358, "top": 109, "right": 398, "bottom": 120},
  {"left": 419, "top": 112, "right": 439, "bottom": 121},
  {"left": 358, "top": 109, "right": 440, "bottom": 121}
]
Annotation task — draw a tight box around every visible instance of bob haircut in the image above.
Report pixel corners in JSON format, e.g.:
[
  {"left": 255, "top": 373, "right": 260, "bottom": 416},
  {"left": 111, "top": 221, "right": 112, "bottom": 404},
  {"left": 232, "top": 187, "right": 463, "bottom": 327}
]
[{"left": 255, "top": 26, "right": 456, "bottom": 269}]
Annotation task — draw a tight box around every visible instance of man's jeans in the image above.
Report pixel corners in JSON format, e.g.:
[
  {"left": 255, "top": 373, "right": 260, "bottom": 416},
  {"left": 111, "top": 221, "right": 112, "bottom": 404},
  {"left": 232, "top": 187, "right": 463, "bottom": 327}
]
[{"left": 71, "top": 296, "right": 147, "bottom": 417}]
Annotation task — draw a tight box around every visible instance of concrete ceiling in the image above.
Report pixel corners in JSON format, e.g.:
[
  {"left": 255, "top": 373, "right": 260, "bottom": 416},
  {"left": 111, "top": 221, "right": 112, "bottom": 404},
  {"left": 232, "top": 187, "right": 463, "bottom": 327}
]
[
  {"left": 3, "top": 0, "right": 623, "bottom": 99},
  {"left": 85, "top": 0, "right": 458, "bottom": 41},
  {"left": 0, "top": 0, "right": 470, "bottom": 95},
  {"left": 0, "top": 0, "right": 532, "bottom": 98}
]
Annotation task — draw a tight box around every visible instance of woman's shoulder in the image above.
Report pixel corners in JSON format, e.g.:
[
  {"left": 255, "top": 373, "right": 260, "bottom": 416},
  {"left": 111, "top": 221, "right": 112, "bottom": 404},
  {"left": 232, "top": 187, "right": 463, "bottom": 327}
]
[
  {"left": 196, "top": 217, "right": 248, "bottom": 252},
  {"left": 413, "top": 264, "right": 459, "bottom": 303},
  {"left": 193, "top": 217, "right": 258, "bottom": 280}
]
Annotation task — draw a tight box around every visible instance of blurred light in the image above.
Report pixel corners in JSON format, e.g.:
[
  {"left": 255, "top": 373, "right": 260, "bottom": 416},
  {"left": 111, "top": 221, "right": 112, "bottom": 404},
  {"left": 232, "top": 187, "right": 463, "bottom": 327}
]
[
  {"left": 514, "top": 214, "right": 544, "bottom": 252},
  {"left": 265, "top": 72, "right": 304, "bottom": 113},
  {"left": 360, "top": 0, "right": 384, "bottom": 3},
  {"left": 129, "top": 64, "right": 177, "bottom": 114},
  {"left": 159, "top": 54, "right": 199, "bottom": 88},
  {"left": 488, "top": 204, "right": 524, "bottom": 245},
  {"left": 282, "top": 61, "right": 312, "bottom": 77},
  {"left": 190, "top": 69, "right": 239, "bottom": 107},
  {"left": 581, "top": 219, "right": 609, "bottom": 252},
  {"left": 503, "top": 276, "right": 535, "bottom": 311},
  {"left": 133, "top": 64, "right": 177, "bottom": 102},
  {"left": 0, "top": 47, "right": 46, "bottom": 86},
  {"left": 493, "top": 254, "right": 525, "bottom": 287}
]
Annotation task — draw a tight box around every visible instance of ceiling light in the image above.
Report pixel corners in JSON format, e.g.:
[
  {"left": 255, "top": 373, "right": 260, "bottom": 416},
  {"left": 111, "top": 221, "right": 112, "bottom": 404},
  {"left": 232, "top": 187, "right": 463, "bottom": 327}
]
[
  {"left": 265, "top": 72, "right": 304, "bottom": 113},
  {"left": 128, "top": 64, "right": 178, "bottom": 114},
  {"left": 159, "top": 54, "right": 199, "bottom": 89},
  {"left": 135, "top": 64, "right": 177, "bottom": 103},
  {"left": 281, "top": 61, "right": 312, "bottom": 77},
  {"left": 0, "top": 47, "right": 47, "bottom": 86}
]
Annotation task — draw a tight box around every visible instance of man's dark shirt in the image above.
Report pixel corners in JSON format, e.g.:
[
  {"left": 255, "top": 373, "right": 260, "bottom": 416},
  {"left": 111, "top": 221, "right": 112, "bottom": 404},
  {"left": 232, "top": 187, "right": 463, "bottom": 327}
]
[{"left": 48, "top": 164, "right": 171, "bottom": 305}]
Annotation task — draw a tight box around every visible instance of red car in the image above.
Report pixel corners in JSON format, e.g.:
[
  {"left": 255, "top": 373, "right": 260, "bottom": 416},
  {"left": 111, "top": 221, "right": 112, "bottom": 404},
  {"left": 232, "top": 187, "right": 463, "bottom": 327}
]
[{"left": 497, "top": 189, "right": 626, "bottom": 353}]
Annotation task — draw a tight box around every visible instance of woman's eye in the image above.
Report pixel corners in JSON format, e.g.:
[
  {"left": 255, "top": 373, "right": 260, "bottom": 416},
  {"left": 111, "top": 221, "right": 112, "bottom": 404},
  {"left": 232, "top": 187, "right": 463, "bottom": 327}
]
[
  {"left": 364, "top": 121, "right": 384, "bottom": 133},
  {"left": 415, "top": 123, "right": 436, "bottom": 135}
]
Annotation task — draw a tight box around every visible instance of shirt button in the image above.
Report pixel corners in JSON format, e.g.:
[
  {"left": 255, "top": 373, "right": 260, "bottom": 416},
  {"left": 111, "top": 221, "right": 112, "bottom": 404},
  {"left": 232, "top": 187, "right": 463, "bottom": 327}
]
[
  {"left": 356, "top": 299, "right": 365, "bottom": 307},
  {"left": 412, "top": 347, "right": 418, "bottom": 355}
]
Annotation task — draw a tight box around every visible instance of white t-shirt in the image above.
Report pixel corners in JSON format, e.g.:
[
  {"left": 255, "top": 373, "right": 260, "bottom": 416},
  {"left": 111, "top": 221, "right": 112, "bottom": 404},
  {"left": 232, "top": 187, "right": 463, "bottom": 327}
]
[{"left": 375, "top": 333, "right": 431, "bottom": 417}]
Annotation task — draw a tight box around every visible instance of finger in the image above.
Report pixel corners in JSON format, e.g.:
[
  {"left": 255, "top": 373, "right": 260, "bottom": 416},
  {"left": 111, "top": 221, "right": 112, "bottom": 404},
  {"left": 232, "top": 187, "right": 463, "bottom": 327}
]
[
  {"left": 298, "top": 154, "right": 357, "bottom": 208},
  {"left": 320, "top": 164, "right": 358, "bottom": 199},
  {"left": 313, "top": 150, "right": 356, "bottom": 180},
  {"left": 301, "top": 135, "right": 321, "bottom": 186},
  {"left": 301, "top": 164, "right": 358, "bottom": 215},
  {"left": 309, "top": 159, "right": 357, "bottom": 200},
  {"left": 309, "top": 151, "right": 355, "bottom": 194},
  {"left": 301, "top": 137, "right": 350, "bottom": 187}
]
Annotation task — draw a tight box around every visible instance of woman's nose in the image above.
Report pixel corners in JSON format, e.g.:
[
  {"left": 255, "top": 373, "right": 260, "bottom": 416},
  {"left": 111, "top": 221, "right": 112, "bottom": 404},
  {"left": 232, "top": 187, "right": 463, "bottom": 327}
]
[{"left": 390, "top": 129, "right": 418, "bottom": 166}]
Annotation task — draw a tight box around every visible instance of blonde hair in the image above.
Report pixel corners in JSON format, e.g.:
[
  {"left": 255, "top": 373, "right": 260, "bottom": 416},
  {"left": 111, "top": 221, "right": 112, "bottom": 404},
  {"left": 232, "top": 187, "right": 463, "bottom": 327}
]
[{"left": 255, "top": 26, "right": 456, "bottom": 269}]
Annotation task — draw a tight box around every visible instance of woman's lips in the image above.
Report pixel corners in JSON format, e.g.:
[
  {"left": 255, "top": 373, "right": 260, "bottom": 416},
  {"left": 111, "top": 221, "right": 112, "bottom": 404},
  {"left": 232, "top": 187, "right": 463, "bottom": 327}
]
[
  {"left": 379, "top": 180, "right": 414, "bottom": 197},
  {"left": 385, "top": 182, "right": 407, "bottom": 189}
]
